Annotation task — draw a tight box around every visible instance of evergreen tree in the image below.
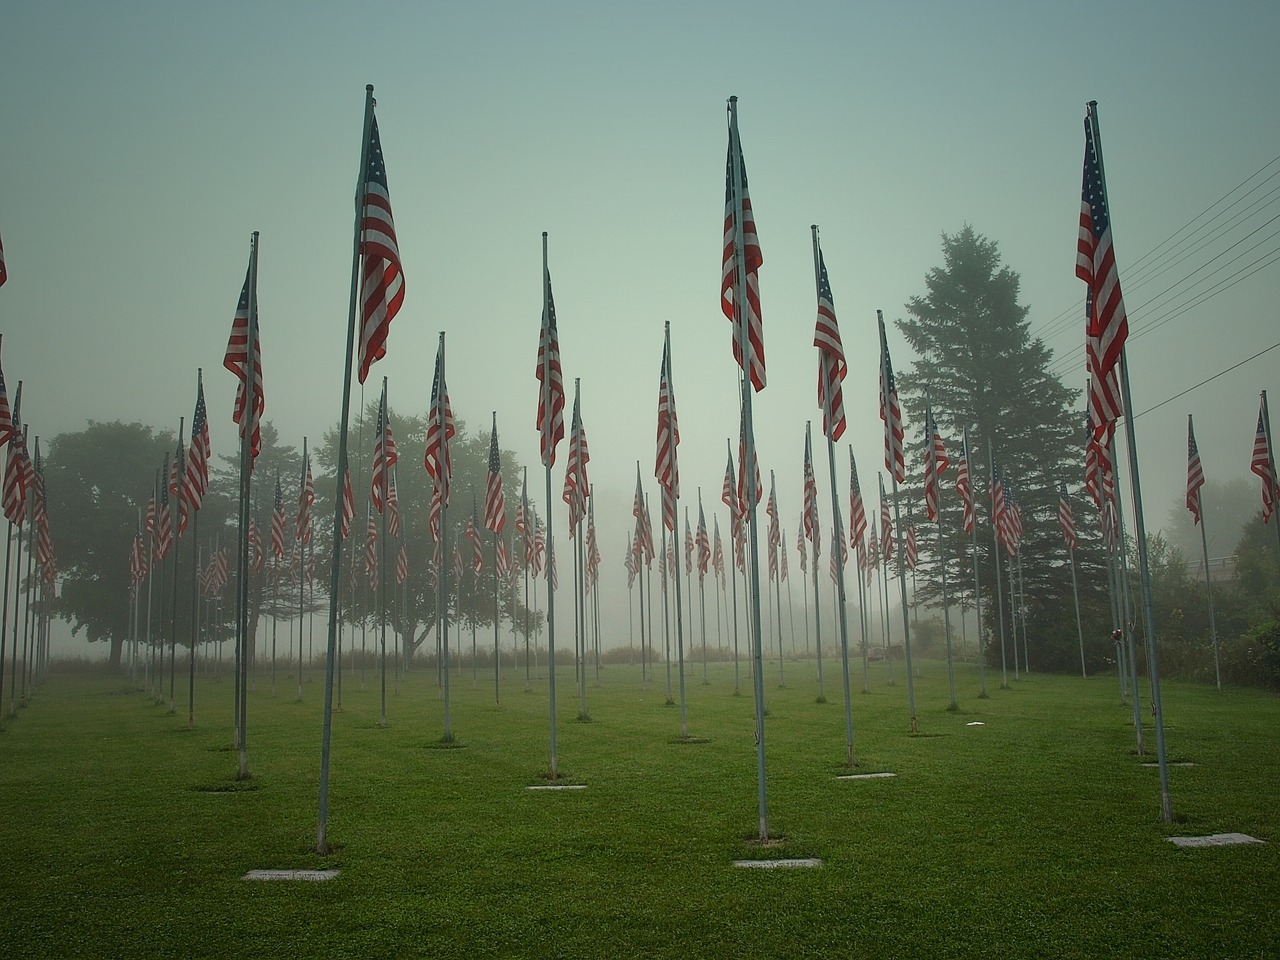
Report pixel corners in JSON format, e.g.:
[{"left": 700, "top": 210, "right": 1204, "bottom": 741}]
[{"left": 895, "top": 226, "right": 1112, "bottom": 674}]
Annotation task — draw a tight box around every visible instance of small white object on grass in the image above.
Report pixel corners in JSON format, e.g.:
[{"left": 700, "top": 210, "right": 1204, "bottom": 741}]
[
  {"left": 733, "top": 858, "right": 823, "bottom": 869},
  {"left": 836, "top": 772, "right": 897, "bottom": 780},
  {"left": 1168, "top": 833, "right": 1263, "bottom": 849},
  {"left": 242, "top": 869, "right": 340, "bottom": 881},
  {"left": 526, "top": 784, "right": 587, "bottom": 791}
]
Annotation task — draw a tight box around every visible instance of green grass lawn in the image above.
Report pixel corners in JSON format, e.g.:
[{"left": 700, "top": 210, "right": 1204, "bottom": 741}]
[{"left": 1, "top": 652, "right": 1276, "bottom": 959}]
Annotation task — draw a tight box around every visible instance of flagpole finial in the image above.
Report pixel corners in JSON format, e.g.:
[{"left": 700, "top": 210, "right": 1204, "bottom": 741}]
[
  {"left": 810, "top": 223, "right": 818, "bottom": 232},
  {"left": 1087, "top": 99, "right": 1097, "bottom": 108},
  {"left": 729, "top": 95, "right": 737, "bottom": 104},
  {"left": 366, "top": 83, "right": 374, "bottom": 93},
  {"left": 542, "top": 231, "right": 548, "bottom": 239}
]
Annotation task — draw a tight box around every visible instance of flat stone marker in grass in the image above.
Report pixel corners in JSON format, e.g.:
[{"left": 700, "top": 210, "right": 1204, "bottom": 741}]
[
  {"left": 242, "top": 869, "right": 340, "bottom": 881},
  {"left": 966, "top": 721, "right": 985, "bottom": 726},
  {"left": 1168, "top": 833, "right": 1263, "bottom": 849},
  {"left": 733, "top": 858, "right": 823, "bottom": 869},
  {"left": 836, "top": 772, "right": 896, "bottom": 781},
  {"left": 1143, "top": 761, "right": 1195, "bottom": 767},
  {"left": 526, "top": 784, "right": 587, "bottom": 791}
]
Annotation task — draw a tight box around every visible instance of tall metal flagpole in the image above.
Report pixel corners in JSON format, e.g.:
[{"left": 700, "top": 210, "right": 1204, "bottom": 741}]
[
  {"left": 234, "top": 231, "right": 259, "bottom": 783},
  {"left": 660, "top": 323, "right": 689, "bottom": 737},
  {"left": 168, "top": 417, "right": 184, "bottom": 714},
  {"left": 188, "top": 471, "right": 199, "bottom": 726},
  {"left": 961, "top": 430, "right": 988, "bottom": 698},
  {"left": 728, "top": 96, "right": 769, "bottom": 840},
  {"left": 805, "top": 427, "right": 825, "bottom": 705},
  {"left": 540, "top": 234, "right": 560, "bottom": 779},
  {"left": 1187, "top": 417, "right": 1220, "bottom": 691},
  {"left": 317, "top": 85, "right": 374, "bottom": 856},
  {"left": 1088, "top": 101, "right": 1171, "bottom": 821},
  {"left": 378, "top": 378, "right": 390, "bottom": 726}
]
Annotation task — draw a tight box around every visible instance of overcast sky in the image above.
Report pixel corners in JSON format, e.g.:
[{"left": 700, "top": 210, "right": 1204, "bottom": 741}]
[{"left": 3, "top": 0, "right": 1278, "bottom": 625}]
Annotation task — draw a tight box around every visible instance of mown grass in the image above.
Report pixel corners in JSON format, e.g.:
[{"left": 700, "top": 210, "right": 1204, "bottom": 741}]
[{"left": 0, "top": 653, "right": 1276, "bottom": 959}]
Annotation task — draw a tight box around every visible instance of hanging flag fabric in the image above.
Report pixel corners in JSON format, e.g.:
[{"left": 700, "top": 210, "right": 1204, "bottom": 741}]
[
  {"left": 467, "top": 509, "right": 483, "bottom": 573},
  {"left": 1077, "top": 107, "right": 1129, "bottom": 442},
  {"left": 297, "top": 454, "right": 314, "bottom": 545},
  {"left": 796, "top": 527, "right": 807, "bottom": 574},
  {"left": 802, "top": 427, "right": 820, "bottom": 547},
  {"left": 684, "top": 513, "right": 695, "bottom": 576},
  {"left": 923, "top": 402, "right": 949, "bottom": 524},
  {"left": 721, "top": 103, "right": 765, "bottom": 392},
  {"left": 152, "top": 452, "right": 173, "bottom": 558},
  {"left": 0, "top": 228, "right": 7, "bottom": 287},
  {"left": 696, "top": 502, "right": 710, "bottom": 578},
  {"left": 633, "top": 466, "right": 655, "bottom": 564},
  {"left": 562, "top": 389, "right": 590, "bottom": 535},
  {"left": 532, "top": 521, "right": 545, "bottom": 579},
  {"left": 396, "top": 542, "right": 409, "bottom": 585},
  {"left": 387, "top": 471, "right": 402, "bottom": 540},
  {"left": 185, "top": 377, "right": 211, "bottom": 515},
  {"left": 712, "top": 517, "right": 725, "bottom": 580},
  {"left": 424, "top": 340, "right": 455, "bottom": 533},
  {"left": 655, "top": 339, "right": 680, "bottom": 532},
  {"left": 954, "top": 437, "right": 974, "bottom": 535},
  {"left": 1059, "top": 482, "right": 1078, "bottom": 550},
  {"left": 223, "top": 259, "right": 264, "bottom": 466},
  {"left": 365, "top": 506, "right": 379, "bottom": 586},
  {"left": 271, "top": 474, "right": 286, "bottom": 560},
  {"left": 173, "top": 436, "right": 189, "bottom": 537},
  {"left": 357, "top": 109, "right": 405, "bottom": 385},
  {"left": 736, "top": 405, "right": 762, "bottom": 521},
  {"left": 904, "top": 516, "right": 918, "bottom": 572},
  {"left": 371, "top": 389, "right": 398, "bottom": 512},
  {"left": 1186, "top": 416, "right": 1205, "bottom": 526},
  {"left": 878, "top": 474, "right": 892, "bottom": 567},
  {"left": 536, "top": 267, "right": 566, "bottom": 468},
  {"left": 1251, "top": 399, "right": 1275, "bottom": 523},
  {"left": 340, "top": 467, "right": 355, "bottom": 539},
  {"left": 878, "top": 312, "right": 905, "bottom": 483},
  {"left": 813, "top": 243, "right": 847, "bottom": 441},
  {"left": 991, "top": 463, "right": 1008, "bottom": 553},
  {"left": 848, "top": 449, "right": 867, "bottom": 552},
  {"left": 484, "top": 415, "right": 506, "bottom": 534}
]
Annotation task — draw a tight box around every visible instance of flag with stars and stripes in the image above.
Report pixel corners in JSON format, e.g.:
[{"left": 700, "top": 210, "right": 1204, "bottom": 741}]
[
  {"left": 721, "top": 102, "right": 765, "bottom": 392},
  {"left": 812, "top": 241, "right": 847, "bottom": 441},
  {"left": 357, "top": 108, "right": 405, "bottom": 385}
]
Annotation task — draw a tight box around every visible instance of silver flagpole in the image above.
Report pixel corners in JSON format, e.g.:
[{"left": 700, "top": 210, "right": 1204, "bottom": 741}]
[
  {"left": 662, "top": 323, "right": 688, "bottom": 737},
  {"left": 378, "top": 378, "right": 390, "bottom": 726},
  {"left": 1088, "top": 100, "right": 1170, "bottom": 821},
  {"left": 540, "top": 235, "right": 559, "bottom": 778},
  {"left": 728, "top": 96, "right": 769, "bottom": 840},
  {"left": 318, "top": 85, "right": 374, "bottom": 855},
  {"left": 235, "top": 231, "right": 259, "bottom": 783},
  {"left": 1188, "top": 417, "right": 1220, "bottom": 691},
  {"left": 962, "top": 430, "right": 987, "bottom": 699}
]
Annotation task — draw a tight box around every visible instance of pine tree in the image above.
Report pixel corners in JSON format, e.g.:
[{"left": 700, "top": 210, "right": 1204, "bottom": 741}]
[{"left": 895, "top": 226, "right": 1111, "bottom": 674}]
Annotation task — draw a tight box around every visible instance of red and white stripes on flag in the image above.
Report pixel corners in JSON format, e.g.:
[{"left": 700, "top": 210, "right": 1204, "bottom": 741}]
[
  {"left": 0, "top": 336, "right": 13, "bottom": 450},
  {"left": 297, "top": 453, "right": 315, "bottom": 545},
  {"left": 877, "top": 311, "right": 905, "bottom": 483},
  {"left": 696, "top": 500, "right": 710, "bottom": 579},
  {"left": 340, "top": 467, "right": 355, "bottom": 539},
  {"left": 796, "top": 527, "right": 807, "bottom": 574},
  {"left": 271, "top": 474, "right": 286, "bottom": 560},
  {"left": 371, "top": 385, "right": 397, "bottom": 513},
  {"left": 722, "top": 100, "right": 765, "bottom": 393},
  {"left": 153, "top": 452, "right": 173, "bottom": 559},
  {"left": 2, "top": 391, "right": 27, "bottom": 526},
  {"left": 223, "top": 258, "right": 264, "bottom": 467},
  {"left": 484, "top": 413, "right": 506, "bottom": 534},
  {"left": 357, "top": 108, "right": 405, "bottom": 385},
  {"left": 466, "top": 510, "right": 483, "bottom": 574},
  {"left": 365, "top": 506, "right": 378, "bottom": 586},
  {"left": 130, "top": 526, "right": 147, "bottom": 594},
  {"left": 955, "top": 436, "right": 974, "bottom": 535},
  {"left": 563, "top": 387, "right": 590, "bottom": 536},
  {"left": 633, "top": 465, "right": 655, "bottom": 565},
  {"left": 904, "top": 513, "right": 918, "bottom": 572},
  {"left": 387, "top": 471, "right": 402, "bottom": 540},
  {"left": 1078, "top": 107, "right": 1129, "bottom": 441},
  {"left": 1251, "top": 395, "right": 1275, "bottom": 523},
  {"left": 396, "top": 542, "right": 409, "bottom": 585},
  {"left": 802, "top": 426, "right": 820, "bottom": 548},
  {"left": 848, "top": 448, "right": 867, "bottom": 554},
  {"left": 184, "top": 375, "right": 211, "bottom": 516},
  {"left": 1186, "top": 415, "right": 1205, "bottom": 526},
  {"left": 425, "top": 338, "right": 455, "bottom": 537},
  {"left": 1059, "top": 482, "right": 1078, "bottom": 551},
  {"left": 923, "top": 402, "right": 949, "bottom": 523},
  {"left": 655, "top": 338, "right": 680, "bottom": 532},
  {"left": 536, "top": 265, "right": 566, "bottom": 468},
  {"left": 812, "top": 241, "right": 847, "bottom": 441},
  {"left": 712, "top": 517, "right": 725, "bottom": 581},
  {"left": 878, "top": 475, "right": 893, "bottom": 567},
  {"left": 736, "top": 405, "right": 762, "bottom": 522}
]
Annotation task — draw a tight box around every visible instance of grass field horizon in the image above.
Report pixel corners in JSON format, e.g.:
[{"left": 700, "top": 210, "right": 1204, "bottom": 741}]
[{"left": 1, "top": 653, "right": 1276, "bottom": 959}]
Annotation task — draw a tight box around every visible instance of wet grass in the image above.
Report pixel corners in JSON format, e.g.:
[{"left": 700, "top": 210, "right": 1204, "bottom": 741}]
[{"left": 0, "top": 654, "right": 1276, "bottom": 959}]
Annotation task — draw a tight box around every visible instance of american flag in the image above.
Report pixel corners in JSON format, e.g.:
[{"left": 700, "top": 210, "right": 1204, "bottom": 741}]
[
  {"left": 387, "top": 470, "right": 402, "bottom": 540},
  {"left": 371, "top": 386, "right": 398, "bottom": 513},
  {"left": 778, "top": 528, "right": 789, "bottom": 583},
  {"left": 624, "top": 543, "right": 636, "bottom": 589},
  {"left": 130, "top": 526, "right": 147, "bottom": 595},
  {"left": 586, "top": 505, "right": 601, "bottom": 587},
  {"left": 173, "top": 435, "right": 189, "bottom": 537},
  {"left": 357, "top": 109, "right": 405, "bottom": 385},
  {"left": 467, "top": 507, "right": 483, "bottom": 573},
  {"left": 452, "top": 537, "right": 465, "bottom": 586},
  {"left": 802, "top": 426, "right": 820, "bottom": 547},
  {"left": 796, "top": 526, "right": 807, "bottom": 574},
  {"left": 365, "top": 506, "right": 379, "bottom": 588},
  {"left": 866, "top": 528, "right": 880, "bottom": 577},
  {"left": 223, "top": 259, "right": 264, "bottom": 467},
  {"left": 548, "top": 538, "right": 558, "bottom": 590},
  {"left": 712, "top": 517, "right": 725, "bottom": 581},
  {"left": 297, "top": 453, "right": 314, "bottom": 545},
  {"left": 955, "top": 435, "right": 974, "bottom": 535},
  {"left": 0, "top": 336, "right": 14, "bottom": 449},
  {"left": 396, "top": 542, "right": 409, "bottom": 585},
  {"left": 877, "top": 311, "right": 905, "bottom": 482},
  {"left": 340, "top": 466, "right": 355, "bottom": 539},
  {"left": 1251, "top": 397, "right": 1275, "bottom": 523},
  {"left": 249, "top": 519, "right": 264, "bottom": 575},
  {"left": 270, "top": 473, "right": 286, "bottom": 560},
  {"left": 484, "top": 414, "right": 506, "bottom": 534},
  {"left": 721, "top": 443, "right": 736, "bottom": 519},
  {"left": 563, "top": 388, "right": 590, "bottom": 536},
  {"left": 154, "top": 453, "right": 173, "bottom": 559},
  {"left": 1078, "top": 107, "right": 1129, "bottom": 439},
  {"left": 532, "top": 520, "right": 545, "bottom": 579},
  {"left": 633, "top": 465, "right": 655, "bottom": 565},
  {"left": 904, "top": 507, "right": 918, "bottom": 572},
  {"left": 0, "top": 228, "right": 7, "bottom": 287},
  {"left": 32, "top": 443, "right": 53, "bottom": 583},
  {"left": 722, "top": 103, "right": 765, "bottom": 392},
  {"left": 923, "top": 402, "right": 950, "bottom": 523},
  {"left": 185, "top": 375, "right": 211, "bottom": 516},
  {"left": 812, "top": 242, "right": 847, "bottom": 441},
  {"left": 684, "top": 511, "right": 695, "bottom": 576},
  {"left": 1059, "top": 482, "right": 1077, "bottom": 551},
  {"left": 496, "top": 536, "right": 511, "bottom": 580},
  {"left": 765, "top": 478, "right": 780, "bottom": 581},
  {"left": 1186, "top": 415, "right": 1205, "bottom": 526},
  {"left": 536, "top": 265, "right": 566, "bottom": 468},
  {"left": 655, "top": 338, "right": 680, "bottom": 532},
  {"left": 424, "top": 338, "right": 455, "bottom": 516},
  {"left": 829, "top": 527, "right": 846, "bottom": 584},
  {"left": 878, "top": 476, "right": 893, "bottom": 568},
  {"left": 848, "top": 448, "right": 867, "bottom": 553},
  {"left": 2, "top": 396, "right": 27, "bottom": 525},
  {"left": 991, "top": 462, "right": 1008, "bottom": 553},
  {"left": 696, "top": 500, "right": 710, "bottom": 579}
]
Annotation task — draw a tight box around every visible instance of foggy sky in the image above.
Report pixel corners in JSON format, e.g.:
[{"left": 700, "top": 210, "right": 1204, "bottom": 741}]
[{"left": 2, "top": 0, "right": 1278, "bottom": 647}]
